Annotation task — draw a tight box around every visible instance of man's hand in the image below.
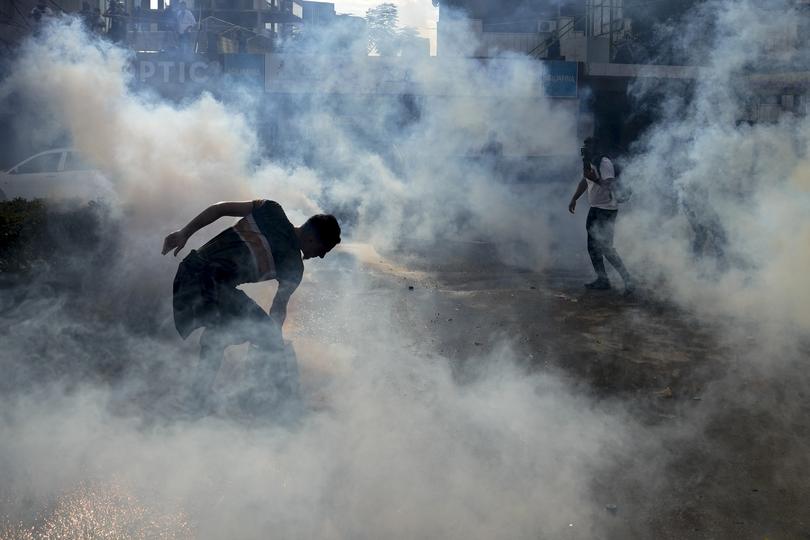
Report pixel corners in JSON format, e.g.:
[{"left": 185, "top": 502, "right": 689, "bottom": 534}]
[
  {"left": 162, "top": 230, "right": 189, "bottom": 256},
  {"left": 583, "top": 165, "right": 598, "bottom": 182},
  {"left": 568, "top": 199, "right": 577, "bottom": 214}
]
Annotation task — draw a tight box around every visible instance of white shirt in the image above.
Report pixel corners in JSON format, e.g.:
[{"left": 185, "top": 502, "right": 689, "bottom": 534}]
[
  {"left": 586, "top": 157, "right": 617, "bottom": 210},
  {"left": 176, "top": 8, "right": 196, "bottom": 33}
]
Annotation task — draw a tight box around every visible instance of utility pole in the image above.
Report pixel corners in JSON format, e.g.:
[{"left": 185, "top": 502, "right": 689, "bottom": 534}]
[
  {"left": 257, "top": 0, "right": 263, "bottom": 37},
  {"left": 585, "top": 0, "right": 590, "bottom": 64},
  {"left": 609, "top": 0, "right": 614, "bottom": 62}
]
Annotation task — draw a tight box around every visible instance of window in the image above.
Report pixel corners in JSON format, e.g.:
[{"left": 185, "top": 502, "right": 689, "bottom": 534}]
[
  {"left": 15, "top": 153, "right": 62, "bottom": 174},
  {"left": 62, "top": 152, "right": 92, "bottom": 171}
]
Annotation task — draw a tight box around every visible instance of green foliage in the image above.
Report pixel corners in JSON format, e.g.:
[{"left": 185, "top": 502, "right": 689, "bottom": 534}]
[
  {"left": 365, "top": 3, "right": 424, "bottom": 57},
  {"left": 366, "top": 3, "right": 399, "bottom": 56},
  {"left": 0, "top": 198, "right": 107, "bottom": 274},
  {"left": 0, "top": 198, "right": 48, "bottom": 274},
  {"left": 398, "top": 26, "right": 423, "bottom": 56}
]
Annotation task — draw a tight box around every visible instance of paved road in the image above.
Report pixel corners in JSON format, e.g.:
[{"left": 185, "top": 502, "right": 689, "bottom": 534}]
[{"left": 291, "top": 244, "right": 810, "bottom": 539}]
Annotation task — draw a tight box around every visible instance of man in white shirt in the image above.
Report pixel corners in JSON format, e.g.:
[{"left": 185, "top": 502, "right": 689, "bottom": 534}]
[
  {"left": 568, "top": 138, "right": 633, "bottom": 293},
  {"left": 175, "top": 1, "right": 196, "bottom": 52}
]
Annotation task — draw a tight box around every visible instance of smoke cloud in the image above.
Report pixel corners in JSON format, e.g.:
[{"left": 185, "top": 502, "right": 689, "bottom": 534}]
[
  {"left": 0, "top": 12, "right": 618, "bottom": 540},
  {"left": 2, "top": 0, "right": 809, "bottom": 537},
  {"left": 620, "top": 0, "right": 810, "bottom": 339}
]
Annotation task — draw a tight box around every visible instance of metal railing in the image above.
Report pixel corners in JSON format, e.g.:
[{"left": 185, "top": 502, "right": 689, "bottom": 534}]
[
  {"left": 124, "top": 14, "right": 271, "bottom": 54},
  {"left": 527, "top": 16, "right": 579, "bottom": 59},
  {"left": 199, "top": 15, "right": 271, "bottom": 53}
]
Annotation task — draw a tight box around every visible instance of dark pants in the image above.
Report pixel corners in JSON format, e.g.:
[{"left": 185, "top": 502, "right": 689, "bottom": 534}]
[
  {"left": 174, "top": 252, "right": 300, "bottom": 418},
  {"left": 681, "top": 202, "right": 726, "bottom": 261},
  {"left": 586, "top": 207, "right": 631, "bottom": 284},
  {"left": 179, "top": 30, "right": 194, "bottom": 55},
  {"left": 197, "top": 314, "right": 301, "bottom": 420}
]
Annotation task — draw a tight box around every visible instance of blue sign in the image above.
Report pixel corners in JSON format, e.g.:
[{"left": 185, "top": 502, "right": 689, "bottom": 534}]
[
  {"left": 223, "top": 53, "right": 265, "bottom": 86},
  {"left": 542, "top": 61, "right": 577, "bottom": 98}
]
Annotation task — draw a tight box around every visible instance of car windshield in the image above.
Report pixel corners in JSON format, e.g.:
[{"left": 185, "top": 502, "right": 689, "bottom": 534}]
[
  {"left": 15, "top": 152, "right": 62, "bottom": 174},
  {"left": 62, "top": 151, "right": 92, "bottom": 171}
]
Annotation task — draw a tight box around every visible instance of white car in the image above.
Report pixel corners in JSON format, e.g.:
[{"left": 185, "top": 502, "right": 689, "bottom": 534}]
[{"left": 0, "top": 148, "right": 116, "bottom": 203}]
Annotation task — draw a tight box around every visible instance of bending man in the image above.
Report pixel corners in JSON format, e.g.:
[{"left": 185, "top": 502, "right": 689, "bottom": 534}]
[{"left": 162, "top": 199, "right": 341, "bottom": 413}]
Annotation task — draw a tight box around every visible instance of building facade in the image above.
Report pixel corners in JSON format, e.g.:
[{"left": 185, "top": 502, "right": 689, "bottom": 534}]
[{"left": 437, "top": 0, "right": 629, "bottom": 63}]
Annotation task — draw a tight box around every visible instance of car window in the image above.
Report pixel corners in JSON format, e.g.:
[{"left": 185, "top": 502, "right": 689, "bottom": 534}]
[
  {"left": 62, "top": 151, "right": 92, "bottom": 171},
  {"left": 15, "top": 153, "right": 62, "bottom": 174}
]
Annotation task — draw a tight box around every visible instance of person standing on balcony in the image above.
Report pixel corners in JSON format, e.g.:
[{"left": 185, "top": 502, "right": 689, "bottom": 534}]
[
  {"left": 104, "top": 0, "right": 128, "bottom": 43},
  {"left": 176, "top": 0, "right": 197, "bottom": 53},
  {"left": 79, "top": 1, "right": 93, "bottom": 30},
  {"left": 92, "top": 7, "right": 106, "bottom": 33}
]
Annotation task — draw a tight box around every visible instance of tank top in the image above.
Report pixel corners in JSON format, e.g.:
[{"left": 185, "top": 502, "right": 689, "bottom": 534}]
[{"left": 197, "top": 200, "right": 303, "bottom": 287}]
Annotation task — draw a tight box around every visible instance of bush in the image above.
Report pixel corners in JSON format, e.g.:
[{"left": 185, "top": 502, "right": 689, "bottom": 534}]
[
  {"left": 0, "top": 198, "right": 109, "bottom": 274},
  {"left": 0, "top": 198, "right": 47, "bottom": 274}
]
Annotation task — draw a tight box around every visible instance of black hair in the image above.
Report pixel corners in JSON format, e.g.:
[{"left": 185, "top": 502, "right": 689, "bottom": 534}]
[{"left": 303, "top": 214, "right": 341, "bottom": 248}]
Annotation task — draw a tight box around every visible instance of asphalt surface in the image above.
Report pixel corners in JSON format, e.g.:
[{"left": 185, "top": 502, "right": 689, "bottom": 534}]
[
  {"left": 2, "top": 241, "right": 808, "bottom": 539},
  {"left": 289, "top": 243, "right": 810, "bottom": 539}
]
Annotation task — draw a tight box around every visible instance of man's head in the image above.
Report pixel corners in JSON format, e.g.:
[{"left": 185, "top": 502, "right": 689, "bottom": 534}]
[
  {"left": 582, "top": 137, "right": 599, "bottom": 161},
  {"left": 299, "top": 214, "right": 341, "bottom": 260},
  {"left": 178, "top": 1, "right": 187, "bottom": 8}
]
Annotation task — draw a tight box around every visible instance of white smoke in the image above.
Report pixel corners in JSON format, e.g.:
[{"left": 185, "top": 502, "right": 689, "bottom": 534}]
[
  {"left": 0, "top": 336, "right": 632, "bottom": 539},
  {"left": 2, "top": 0, "right": 810, "bottom": 537},
  {"left": 620, "top": 0, "right": 810, "bottom": 339},
  {"left": 0, "top": 13, "right": 624, "bottom": 540}
]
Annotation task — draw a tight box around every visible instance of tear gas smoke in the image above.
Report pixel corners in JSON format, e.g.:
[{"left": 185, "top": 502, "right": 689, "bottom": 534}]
[
  {"left": 1, "top": 0, "right": 810, "bottom": 537},
  {"left": 2, "top": 15, "right": 581, "bottom": 270},
  {"left": 1, "top": 21, "right": 255, "bottom": 220},
  {"left": 0, "top": 13, "right": 617, "bottom": 540},
  {"left": 619, "top": 0, "right": 810, "bottom": 339}
]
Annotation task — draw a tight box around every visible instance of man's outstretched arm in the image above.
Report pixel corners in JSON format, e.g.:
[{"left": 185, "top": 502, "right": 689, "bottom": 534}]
[{"left": 162, "top": 200, "right": 255, "bottom": 256}]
